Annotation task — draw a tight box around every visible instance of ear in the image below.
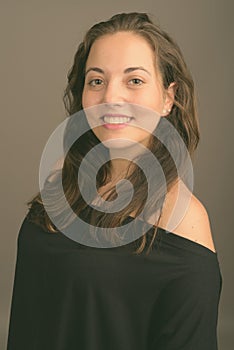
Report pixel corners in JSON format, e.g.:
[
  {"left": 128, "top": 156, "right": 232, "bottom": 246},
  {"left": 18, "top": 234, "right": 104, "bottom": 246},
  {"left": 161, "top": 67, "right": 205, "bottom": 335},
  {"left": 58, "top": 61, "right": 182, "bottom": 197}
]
[{"left": 161, "top": 82, "right": 177, "bottom": 117}]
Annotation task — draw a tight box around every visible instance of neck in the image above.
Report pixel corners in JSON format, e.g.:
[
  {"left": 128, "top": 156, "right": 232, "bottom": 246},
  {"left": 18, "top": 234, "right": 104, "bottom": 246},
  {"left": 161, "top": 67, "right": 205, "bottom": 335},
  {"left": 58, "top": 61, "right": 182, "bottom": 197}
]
[
  {"left": 108, "top": 143, "right": 147, "bottom": 180},
  {"left": 109, "top": 158, "right": 131, "bottom": 181}
]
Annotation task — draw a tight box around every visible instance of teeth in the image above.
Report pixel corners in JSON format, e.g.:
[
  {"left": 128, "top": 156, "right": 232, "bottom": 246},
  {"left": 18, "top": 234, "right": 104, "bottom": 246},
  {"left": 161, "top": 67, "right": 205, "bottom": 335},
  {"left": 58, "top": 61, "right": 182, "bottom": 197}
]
[{"left": 103, "top": 116, "right": 131, "bottom": 124}]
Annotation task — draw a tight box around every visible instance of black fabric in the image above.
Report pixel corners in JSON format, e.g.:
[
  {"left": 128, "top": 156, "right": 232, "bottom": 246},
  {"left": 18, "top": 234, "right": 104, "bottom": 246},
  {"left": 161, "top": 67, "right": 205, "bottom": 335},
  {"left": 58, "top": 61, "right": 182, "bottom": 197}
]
[{"left": 7, "top": 208, "right": 222, "bottom": 350}]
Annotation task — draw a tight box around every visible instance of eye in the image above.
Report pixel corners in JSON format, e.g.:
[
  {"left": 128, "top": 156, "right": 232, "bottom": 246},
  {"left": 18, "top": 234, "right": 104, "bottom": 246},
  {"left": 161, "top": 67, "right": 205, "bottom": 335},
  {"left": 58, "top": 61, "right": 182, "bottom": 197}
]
[
  {"left": 128, "top": 78, "right": 144, "bottom": 85},
  {"left": 88, "top": 78, "right": 104, "bottom": 86}
]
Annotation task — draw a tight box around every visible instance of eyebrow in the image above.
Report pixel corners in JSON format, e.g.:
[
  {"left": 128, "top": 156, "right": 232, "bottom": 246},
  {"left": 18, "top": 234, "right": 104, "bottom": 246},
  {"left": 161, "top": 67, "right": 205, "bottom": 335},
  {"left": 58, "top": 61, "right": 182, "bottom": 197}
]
[{"left": 85, "top": 66, "right": 151, "bottom": 76}]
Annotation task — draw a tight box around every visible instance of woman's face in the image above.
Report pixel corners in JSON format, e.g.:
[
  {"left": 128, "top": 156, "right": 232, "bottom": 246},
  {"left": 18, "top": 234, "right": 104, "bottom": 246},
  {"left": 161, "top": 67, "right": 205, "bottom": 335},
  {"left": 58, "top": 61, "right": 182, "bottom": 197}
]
[{"left": 82, "top": 31, "right": 173, "bottom": 148}]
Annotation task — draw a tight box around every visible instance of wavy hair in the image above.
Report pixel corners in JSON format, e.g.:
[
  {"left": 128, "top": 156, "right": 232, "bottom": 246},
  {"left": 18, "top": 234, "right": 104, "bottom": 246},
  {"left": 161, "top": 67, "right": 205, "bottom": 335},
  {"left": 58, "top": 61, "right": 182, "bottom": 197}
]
[{"left": 27, "top": 12, "right": 199, "bottom": 255}]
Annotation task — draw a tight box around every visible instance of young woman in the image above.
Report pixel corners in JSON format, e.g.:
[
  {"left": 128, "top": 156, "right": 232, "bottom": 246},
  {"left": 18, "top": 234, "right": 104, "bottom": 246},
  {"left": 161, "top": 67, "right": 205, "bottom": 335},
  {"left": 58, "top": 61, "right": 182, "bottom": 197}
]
[{"left": 7, "top": 12, "right": 222, "bottom": 350}]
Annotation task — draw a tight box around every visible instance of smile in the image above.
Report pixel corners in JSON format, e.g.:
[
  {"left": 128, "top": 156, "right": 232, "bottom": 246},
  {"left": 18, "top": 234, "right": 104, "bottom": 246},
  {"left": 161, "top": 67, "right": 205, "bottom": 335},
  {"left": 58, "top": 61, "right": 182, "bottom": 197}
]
[{"left": 101, "top": 114, "right": 133, "bottom": 124}]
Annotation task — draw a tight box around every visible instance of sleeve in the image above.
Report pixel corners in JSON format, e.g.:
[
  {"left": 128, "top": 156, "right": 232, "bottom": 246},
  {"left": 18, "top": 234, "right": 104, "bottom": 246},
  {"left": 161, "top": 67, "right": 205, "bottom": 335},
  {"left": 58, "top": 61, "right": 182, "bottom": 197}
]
[
  {"left": 150, "top": 254, "right": 222, "bottom": 350},
  {"left": 7, "top": 218, "right": 46, "bottom": 350}
]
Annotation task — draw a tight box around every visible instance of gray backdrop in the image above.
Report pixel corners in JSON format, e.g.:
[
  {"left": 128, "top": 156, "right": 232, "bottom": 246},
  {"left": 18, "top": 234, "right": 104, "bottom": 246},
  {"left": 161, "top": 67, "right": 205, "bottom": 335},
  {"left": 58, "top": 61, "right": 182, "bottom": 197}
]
[{"left": 1, "top": 0, "right": 233, "bottom": 349}]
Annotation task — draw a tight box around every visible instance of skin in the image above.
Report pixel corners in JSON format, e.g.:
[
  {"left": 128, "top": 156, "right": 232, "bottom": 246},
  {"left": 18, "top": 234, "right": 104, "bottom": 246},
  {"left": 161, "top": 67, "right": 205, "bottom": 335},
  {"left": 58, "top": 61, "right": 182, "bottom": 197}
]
[
  {"left": 82, "top": 32, "right": 175, "bottom": 177},
  {"left": 82, "top": 32, "right": 174, "bottom": 115},
  {"left": 81, "top": 31, "right": 216, "bottom": 252}
]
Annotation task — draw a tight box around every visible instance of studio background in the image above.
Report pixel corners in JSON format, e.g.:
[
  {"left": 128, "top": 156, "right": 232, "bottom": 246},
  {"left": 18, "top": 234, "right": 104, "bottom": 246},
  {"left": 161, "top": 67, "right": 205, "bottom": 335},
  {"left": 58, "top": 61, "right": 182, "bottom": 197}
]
[{"left": 1, "top": 1, "right": 233, "bottom": 349}]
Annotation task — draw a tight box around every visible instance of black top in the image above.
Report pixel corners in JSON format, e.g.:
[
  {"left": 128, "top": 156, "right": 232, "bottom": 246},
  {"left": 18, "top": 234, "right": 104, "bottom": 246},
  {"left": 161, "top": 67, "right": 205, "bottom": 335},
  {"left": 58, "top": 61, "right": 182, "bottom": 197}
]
[{"left": 7, "top": 208, "right": 222, "bottom": 350}]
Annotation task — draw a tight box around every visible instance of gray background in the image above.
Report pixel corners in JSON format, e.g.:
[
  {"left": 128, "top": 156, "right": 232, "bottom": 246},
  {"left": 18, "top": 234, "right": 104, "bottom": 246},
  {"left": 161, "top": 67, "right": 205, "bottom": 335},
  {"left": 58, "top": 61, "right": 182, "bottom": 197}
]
[{"left": 1, "top": 0, "right": 233, "bottom": 349}]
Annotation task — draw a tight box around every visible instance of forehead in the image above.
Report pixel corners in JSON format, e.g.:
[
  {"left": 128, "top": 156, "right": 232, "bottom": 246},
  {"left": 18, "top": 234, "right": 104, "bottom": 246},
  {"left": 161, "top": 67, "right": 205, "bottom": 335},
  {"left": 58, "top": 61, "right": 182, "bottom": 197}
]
[{"left": 86, "top": 32, "right": 156, "bottom": 70}]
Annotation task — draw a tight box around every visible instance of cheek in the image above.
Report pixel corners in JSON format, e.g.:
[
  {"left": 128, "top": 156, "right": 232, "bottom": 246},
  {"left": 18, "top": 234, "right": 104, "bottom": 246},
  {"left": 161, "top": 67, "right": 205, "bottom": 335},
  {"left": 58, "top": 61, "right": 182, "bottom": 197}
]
[
  {"left": 148, "top": 90, "right": 164, "bottom": 110},
  {"left": 82, "top": 90, "right": 100, "bottom": 109},
  {"left": 82, "top": 91, "right": 90, "bottom": 108},
  {"left": 81, "top": 91, "right": 85, "bottom": 107}
]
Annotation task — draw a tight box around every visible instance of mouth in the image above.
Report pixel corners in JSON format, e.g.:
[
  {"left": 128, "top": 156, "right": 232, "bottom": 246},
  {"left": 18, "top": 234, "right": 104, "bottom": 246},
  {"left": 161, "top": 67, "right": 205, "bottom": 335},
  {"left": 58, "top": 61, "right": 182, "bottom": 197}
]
[{"left": 100, "top": 114, "right": 133, "bottom": 125}]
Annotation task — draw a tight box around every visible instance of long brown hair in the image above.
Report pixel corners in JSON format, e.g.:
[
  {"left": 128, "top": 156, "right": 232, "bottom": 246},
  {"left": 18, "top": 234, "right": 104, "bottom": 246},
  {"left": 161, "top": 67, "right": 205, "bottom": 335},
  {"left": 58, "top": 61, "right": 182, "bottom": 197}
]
[{"left": 27, "top": 12, "right": 199, "bottom": 255}]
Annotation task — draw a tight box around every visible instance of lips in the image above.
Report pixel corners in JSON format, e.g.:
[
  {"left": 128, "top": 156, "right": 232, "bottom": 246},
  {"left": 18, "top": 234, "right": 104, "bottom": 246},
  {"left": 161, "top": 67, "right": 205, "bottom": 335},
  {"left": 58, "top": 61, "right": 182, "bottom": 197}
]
[
  {"left": 99, "top": 114, "right": 133, "bottom": 130},
  {"left": 101, "top": 114, "right": 133, "bottom": 124}
]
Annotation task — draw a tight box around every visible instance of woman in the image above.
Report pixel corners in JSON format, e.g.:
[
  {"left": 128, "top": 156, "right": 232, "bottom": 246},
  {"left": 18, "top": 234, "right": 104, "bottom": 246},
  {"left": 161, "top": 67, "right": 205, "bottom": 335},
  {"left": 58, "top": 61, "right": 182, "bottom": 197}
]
[{"left": 7, "top": 12, "right": 222, "bottom": 350}]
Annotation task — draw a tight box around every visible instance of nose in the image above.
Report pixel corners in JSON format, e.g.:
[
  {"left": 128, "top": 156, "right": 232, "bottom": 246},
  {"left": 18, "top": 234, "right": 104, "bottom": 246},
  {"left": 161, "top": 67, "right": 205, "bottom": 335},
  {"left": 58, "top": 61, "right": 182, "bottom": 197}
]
[{"left": 101, "top": 81, "right": 126, "bottom": 104}]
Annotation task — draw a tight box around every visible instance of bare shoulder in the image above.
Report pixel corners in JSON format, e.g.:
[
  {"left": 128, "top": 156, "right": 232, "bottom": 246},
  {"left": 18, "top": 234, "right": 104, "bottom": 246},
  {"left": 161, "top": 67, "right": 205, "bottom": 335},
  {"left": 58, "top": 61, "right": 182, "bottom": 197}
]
[
  {"left": 174, "top": 194, "right": 216, "bottom": 252},
  {"left": 159, "top": 181, "right": 216, "bottom": 253}
]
